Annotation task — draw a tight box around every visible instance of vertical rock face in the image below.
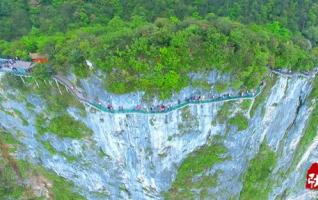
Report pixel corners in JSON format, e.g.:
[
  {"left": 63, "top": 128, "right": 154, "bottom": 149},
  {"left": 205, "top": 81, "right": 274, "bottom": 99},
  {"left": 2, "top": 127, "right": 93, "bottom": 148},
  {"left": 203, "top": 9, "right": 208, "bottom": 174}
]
[
  {"left": 0, "top": 74, "right": 317, "bottom": 200},
  {"left": 83, "top": 102, "right": 222, "bottom": 199}
]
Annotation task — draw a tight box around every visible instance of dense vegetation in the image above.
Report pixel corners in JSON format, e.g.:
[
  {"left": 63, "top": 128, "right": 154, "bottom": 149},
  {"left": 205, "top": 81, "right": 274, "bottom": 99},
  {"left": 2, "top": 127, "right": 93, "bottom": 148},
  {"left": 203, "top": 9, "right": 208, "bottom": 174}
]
[
  {"left": 46, "top": 114, "right": 92, "bottom": 138},
  {"left": 229, "top": 113, "right": 248, "bottom": 131},
  {"left": 2, "top": 0, "right": 318, "bottom": 44},
  {"left": 216, "top": 102, "right": 233, "bottom": 123},
  {"left": 164, "top": 137, "right": 229, "bottom": 199},
  {"left": 0, "top": 131, "right": 24, "bottom": 199},
  {"left": 0, "top": 74, "right": 85, "bottom": 114},
  {"left": 35, "top": 113, "right": 92, "bottom": 139},
  {"left": 240, "top": 142, "right": 277, "bottom": 200},
  {"left": 288, "top": 76, "right": 318, "bottom": 172},
  {"left": 250, "top": 75, "right": 277, "bottom": 116},
  {"left": 0, "top": 129, "right": 84, "bottom": 199},
  {"left": 0, "top": 1, "right": 317, "bottom": 98},
  {"left": 0, "top": 1, "right": 317, "bottom": 199}
]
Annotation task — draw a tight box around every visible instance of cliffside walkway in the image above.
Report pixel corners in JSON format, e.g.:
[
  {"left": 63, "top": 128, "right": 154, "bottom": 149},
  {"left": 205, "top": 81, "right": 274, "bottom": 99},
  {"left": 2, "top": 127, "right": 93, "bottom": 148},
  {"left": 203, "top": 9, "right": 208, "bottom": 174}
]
[
  {"left": 0, "top": 58, "right": 316, "bottom": 114},
  {"left": 270, "top": 67, "right": 318, "bottom": 78},
  {"left": 54, "top": 74, "right": 265, "bottom": 114},
  {"left": 0, "top": 58, "right": 34, "bottom": 76}
]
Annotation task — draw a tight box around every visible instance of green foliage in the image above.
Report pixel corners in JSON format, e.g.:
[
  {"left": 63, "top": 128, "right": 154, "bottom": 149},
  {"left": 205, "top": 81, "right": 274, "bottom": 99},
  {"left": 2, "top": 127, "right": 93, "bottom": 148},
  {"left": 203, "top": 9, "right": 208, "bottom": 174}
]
[
  {"left": 250, "top": 75, "right": 277, "bottom": 117},
  {"left": 0, "top": 130, "right": 19, "bottom": 146},
  {"left": 216, "top": 102, "right": 233, "bottom": 123},
  {"left": 288, "top": 77, "right": 318, "bottom": 172},
  {"left": 0, "top": 131, "right": 24, "bottom": 199},
  {"left": 291, "top": 104, "right": 318, "bottom": 167},
  {"left": 0, "top": 1, "right": 31, "bottom": 41},
  {"left": 265, "top": 22, "right": 292, "bottom": 39},
  {"left": 35, "top": 114, "right": 48, "bottom": 135},
  {"left": 309, "top": 76, "right": 318, "bottom": 100},
  {"left": 1, "top": 14, "right": 315, "bottom": 99},
  {"left": 0, "top": 129, "right": 84, "bottom": 199},
  {"left": 0, "top": 162, "right": 24, "bottom": 199},
  {"left": 42, "top": 140, "right": 57, "bottom": 154},
  {"left": 240, "top": 142, "right": 277, "bottom": 200},
  {"left": 0, "top": 74, "right": 85, "bottom": 114},
  {"left": 241, "top": 100, "right": 252, "bottom": 111},
  {"left": 2, "top": 0, "right": 318, "bottom": 45},
  {"left": 192, "top": 80, "right": 211, "bottom": 90},
  {"left": 178, "top": 107, "right": 199, "bottom": 135},
  {"left": 215, "top": 83, "right": 228, "bottom": 93},
  {"left": 16, "top": 160, "right": 85, "bottom": 200},
  {"left": 46, "top": 172, "right": 84, "bottom": 200},
  {"left": 41, "top": 140, "right": 77, "bottom": 163},
  {"left": 46, "top": 114, "right": 92, "bottom": 138},
  {"left": 31, "top": 64, "right": 53, "bottom": 79},
  {"left": 229, "top": 113, "right": 248, "bottom": 131},
  {"left": 35, "top": 112, "right": 91, "bottom": 139},
  {"left": 12, "top": 109, "right": 29, "bottom": 126},
  {"left": 0, "top": 74, "right": 28, "bottom": 91},
  {"left": 39, "top": 85, "right": 85, "bottom": 114},
  {"left": 165, "top": 139, "right": 229, "bottom": 199}
]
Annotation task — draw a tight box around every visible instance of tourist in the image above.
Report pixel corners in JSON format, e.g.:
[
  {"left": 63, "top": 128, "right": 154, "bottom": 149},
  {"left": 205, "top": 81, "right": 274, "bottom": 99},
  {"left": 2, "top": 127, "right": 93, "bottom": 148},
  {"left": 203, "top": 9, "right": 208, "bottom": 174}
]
[
  {"left": 107, "top": 104, "right": 113, "bottom": 110},
  {"left": 136, "top": 105, "right": 142, "bottom": 110}
]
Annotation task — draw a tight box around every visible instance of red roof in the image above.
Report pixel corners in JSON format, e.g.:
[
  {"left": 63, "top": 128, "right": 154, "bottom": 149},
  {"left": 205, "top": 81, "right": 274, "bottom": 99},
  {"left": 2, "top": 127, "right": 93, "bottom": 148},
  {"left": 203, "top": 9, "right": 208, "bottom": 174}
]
[
  {"left": 32, "top": 58, "right": 48, "bottom": 63},
  {"left": 29, "top": 53, "right": 48, "bottom": 63}
]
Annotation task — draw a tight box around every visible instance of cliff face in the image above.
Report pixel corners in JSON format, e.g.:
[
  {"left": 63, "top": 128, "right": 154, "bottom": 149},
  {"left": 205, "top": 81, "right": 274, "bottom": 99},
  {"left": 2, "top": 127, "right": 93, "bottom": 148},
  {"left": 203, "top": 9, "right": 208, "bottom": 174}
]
[{"left": 0, "top": 73, "right": 317, "bottom": 200}]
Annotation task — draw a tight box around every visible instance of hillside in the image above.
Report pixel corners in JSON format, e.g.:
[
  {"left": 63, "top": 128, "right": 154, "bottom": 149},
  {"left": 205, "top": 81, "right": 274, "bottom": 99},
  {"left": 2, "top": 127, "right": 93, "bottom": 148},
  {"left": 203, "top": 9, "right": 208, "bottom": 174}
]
[{"left": 0, "top": 1, "right": 318, "bottom": 200}]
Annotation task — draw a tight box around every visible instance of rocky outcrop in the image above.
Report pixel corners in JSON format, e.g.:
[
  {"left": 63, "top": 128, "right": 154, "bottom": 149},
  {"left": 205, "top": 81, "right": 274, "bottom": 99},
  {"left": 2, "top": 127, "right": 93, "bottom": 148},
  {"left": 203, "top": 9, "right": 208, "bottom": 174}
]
[{"left": 0, "top": 72, "right": 316, "bottom": 199}]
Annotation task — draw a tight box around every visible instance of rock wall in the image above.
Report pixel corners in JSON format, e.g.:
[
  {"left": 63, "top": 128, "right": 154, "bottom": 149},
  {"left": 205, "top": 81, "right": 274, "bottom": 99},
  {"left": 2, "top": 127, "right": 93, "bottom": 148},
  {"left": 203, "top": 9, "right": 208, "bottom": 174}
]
[{"left": 0, "top": 73, "right": 317, "bottom": 199}]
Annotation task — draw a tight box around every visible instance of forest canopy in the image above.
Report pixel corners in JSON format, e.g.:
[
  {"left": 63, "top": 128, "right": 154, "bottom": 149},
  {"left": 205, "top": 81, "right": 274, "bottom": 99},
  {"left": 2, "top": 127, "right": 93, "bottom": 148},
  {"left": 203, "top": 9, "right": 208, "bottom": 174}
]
[
  {"left": 1, "top": 0, "right": 318, "bottom": 43},
  {"left": 0, "top": 0, "right": 317, "bottom": 98}
]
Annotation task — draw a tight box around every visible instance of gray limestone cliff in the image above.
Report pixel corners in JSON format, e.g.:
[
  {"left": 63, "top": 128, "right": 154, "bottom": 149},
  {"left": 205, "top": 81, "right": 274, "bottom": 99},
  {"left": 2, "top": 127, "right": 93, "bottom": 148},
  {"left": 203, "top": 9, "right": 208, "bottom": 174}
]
[{"left": 0, "top": 72, "right": 317, "bottom": 200}]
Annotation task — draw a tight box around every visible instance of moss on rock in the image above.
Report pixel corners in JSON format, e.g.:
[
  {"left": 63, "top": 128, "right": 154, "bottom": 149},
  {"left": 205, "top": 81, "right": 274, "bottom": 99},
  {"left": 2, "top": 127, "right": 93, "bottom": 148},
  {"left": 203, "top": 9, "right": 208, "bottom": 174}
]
[
  {"left": 240, "top": 142, "right": 277, "bottom": 200},
  {"left": 164, "top": 138, "right": 229, "bottom": 199}
]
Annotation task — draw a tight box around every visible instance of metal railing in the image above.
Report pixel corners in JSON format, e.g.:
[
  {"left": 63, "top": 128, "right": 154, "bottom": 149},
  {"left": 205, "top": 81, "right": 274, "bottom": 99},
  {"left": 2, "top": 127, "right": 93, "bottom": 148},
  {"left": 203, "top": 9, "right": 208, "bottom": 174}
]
[{"left": 3, "top": 57, "right": 316, "bottom": 115}]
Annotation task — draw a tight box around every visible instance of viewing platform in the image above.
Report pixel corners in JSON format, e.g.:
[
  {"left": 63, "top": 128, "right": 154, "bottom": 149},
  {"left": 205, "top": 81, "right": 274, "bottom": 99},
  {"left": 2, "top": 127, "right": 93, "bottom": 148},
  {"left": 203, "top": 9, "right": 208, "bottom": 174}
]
[
  {"left": 0, "top": 58, "right": 35, "bottom": 76},
  {"left": 0, "top": 57, "right": 317, "bottom": 114},
  {"left": 268, "top": 65, "right": 318, "bottom": 78}
]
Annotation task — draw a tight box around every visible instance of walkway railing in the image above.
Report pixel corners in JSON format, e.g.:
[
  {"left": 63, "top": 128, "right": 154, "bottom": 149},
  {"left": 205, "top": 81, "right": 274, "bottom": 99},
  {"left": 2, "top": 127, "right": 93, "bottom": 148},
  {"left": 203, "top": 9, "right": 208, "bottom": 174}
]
[
  {"left": 85, "top": 91, "right": 261, "bottom": 114},
  {"left": 1, "top": 57, "right": 316, "bottom": 115},
  {"left": 52, "top": 74, "right": 265, "bottom": 115}
]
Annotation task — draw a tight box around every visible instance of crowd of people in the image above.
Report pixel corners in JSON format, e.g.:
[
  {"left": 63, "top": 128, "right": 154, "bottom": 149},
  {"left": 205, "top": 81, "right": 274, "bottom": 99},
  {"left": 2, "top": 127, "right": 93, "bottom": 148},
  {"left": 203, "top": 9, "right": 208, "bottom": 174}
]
[
  {"left": 0, "top": 56, "right": 262, "bottom": 114},
  {"left": 98, "top": 89, "right": 258, "bottom": 113},
  {"left": 0, "top": 57, "right": 20, "bottom": 68},
  {"left": 0, "top": 57, "right": 34, "bottom": 75},
  {"left": 267, "top": 65, "right": 318, "bottom": 77},
  {"left": 0, "top": 57, "right": 28, "bottom": 74}
]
